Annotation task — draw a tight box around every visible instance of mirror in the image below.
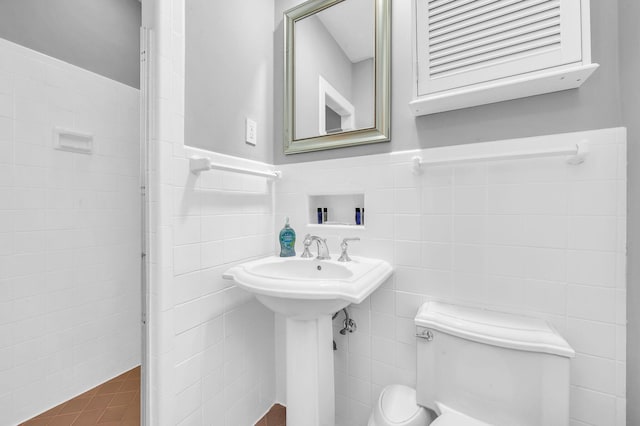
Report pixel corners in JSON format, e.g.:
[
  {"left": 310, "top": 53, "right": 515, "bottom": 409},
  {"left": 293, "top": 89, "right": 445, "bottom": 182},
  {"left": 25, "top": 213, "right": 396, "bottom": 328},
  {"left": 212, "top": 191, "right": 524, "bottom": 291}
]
[{"left": 284, "top": 0, "right": 390, "bottom": 154}]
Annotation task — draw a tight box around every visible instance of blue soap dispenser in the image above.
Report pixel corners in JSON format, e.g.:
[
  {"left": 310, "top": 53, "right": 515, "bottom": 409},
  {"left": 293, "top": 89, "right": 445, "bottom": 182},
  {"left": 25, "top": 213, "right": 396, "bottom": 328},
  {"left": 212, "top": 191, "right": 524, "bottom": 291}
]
[{"left": 279, "top": 217, "right": 296, "bottom": 257}]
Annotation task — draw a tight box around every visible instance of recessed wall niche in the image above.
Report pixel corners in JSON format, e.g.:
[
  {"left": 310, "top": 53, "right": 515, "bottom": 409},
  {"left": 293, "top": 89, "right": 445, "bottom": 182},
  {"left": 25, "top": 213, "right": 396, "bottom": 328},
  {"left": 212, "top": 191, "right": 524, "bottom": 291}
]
[{"left": 308, "top": 193, "right": 365, "bottom": 227}]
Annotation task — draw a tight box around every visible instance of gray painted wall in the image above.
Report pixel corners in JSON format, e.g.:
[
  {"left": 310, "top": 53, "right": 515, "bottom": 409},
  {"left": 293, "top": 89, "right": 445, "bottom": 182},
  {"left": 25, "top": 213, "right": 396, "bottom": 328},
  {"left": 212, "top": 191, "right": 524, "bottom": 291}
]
[
  {"left": 273, "top": 0, "right": 623, "bottom": 164},
  {"left": 185, "top": 0, "right": 274, "bottom": 164},
  {"left": 619, "top": 0, "right": 640, "bottom": 424},
  {"left": 0, "top": 0, "right": 141, "bottom": 88}
]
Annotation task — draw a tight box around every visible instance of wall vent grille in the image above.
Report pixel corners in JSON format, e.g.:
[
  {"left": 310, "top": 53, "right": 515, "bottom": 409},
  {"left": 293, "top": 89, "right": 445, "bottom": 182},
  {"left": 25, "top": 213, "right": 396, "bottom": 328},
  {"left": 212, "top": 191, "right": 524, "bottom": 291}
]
[{"left": 428, "top": 0, "right": 562, "bottom": 78}]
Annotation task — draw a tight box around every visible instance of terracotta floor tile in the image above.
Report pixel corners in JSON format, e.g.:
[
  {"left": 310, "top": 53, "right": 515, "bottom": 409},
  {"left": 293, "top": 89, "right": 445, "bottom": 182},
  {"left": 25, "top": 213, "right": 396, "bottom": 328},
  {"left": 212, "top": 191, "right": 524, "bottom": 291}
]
[
  {"left": 256, "top": 404, "right": 286, "bottom": 426},
  {"left": 35, "top": 405, "right": 64, "bottom": 418},
  {"left": 76, "top": 388, "right": 98, "bottom": 399},
  {"left": 111, "top": 371, "right": 130, "bottom": 382},
  {"left": 59, "top": 398, "right": 91, "bottom": 415},
  {"left": 267, "top": 404, "right": 286, "bottom": 425},
  {"left": 122, "top": 401, "right": 140, "bottom": 417},
  {"left": 85, "top": 395, "right": 114, "bottom": 411},
  {"left": 71, "top": 410, "right": 103, "bottom": 425},
  {"left": 119, "top": 380, "right": 139, "bottom": 392},
  {"left": 47, "top": 413, "right": 80, "bottom": 426},
  {"left": 95, "top": 381, "right": 123, "bottom": 395},
  {"left": 107, "top": 391, "right": 137, "bottom": 407},
  {"left": 21, "top": 366, "right": 141, "bottom": 426},
  {"left": 97, "top": 405, "right": 127, "bottom": 423}
]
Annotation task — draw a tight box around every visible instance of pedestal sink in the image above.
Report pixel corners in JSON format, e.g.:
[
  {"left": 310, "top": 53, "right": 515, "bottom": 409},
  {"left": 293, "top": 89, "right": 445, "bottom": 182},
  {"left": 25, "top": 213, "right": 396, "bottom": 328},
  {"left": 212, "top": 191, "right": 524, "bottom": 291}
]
[{"left": 223, "top": 255, "right": 393, "bottom": 426}]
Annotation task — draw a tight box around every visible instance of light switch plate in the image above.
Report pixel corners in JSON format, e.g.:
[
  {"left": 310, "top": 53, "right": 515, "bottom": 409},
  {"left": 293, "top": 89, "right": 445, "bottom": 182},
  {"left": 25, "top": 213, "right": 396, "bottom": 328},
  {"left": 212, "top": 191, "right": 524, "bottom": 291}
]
[{"left": 245, "top": 118, "right": 257, "bottom": 146}]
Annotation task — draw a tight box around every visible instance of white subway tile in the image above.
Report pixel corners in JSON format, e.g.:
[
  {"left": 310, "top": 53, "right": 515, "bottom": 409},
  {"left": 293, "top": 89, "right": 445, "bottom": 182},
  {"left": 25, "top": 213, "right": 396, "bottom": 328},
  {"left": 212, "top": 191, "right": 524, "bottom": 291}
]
[
  {"left": 522, "top": 215, "right": 568, "bottom": 248},
  {"left": 372, "top": 336, "right": 395, "bottom": 365},
  {"left": 454, "top": 164, "right": 487, "bottom": 186},
  {"left": 571, "top": 354, "right": 616, "bottom": 394},
  {"left": 567, "top": 285, "right": 616, "bottom": 323},
  {"left": 567, "top": 250, "right": 616, "bottom": 287},
  {"left": 420, "top": 166, "right": 453, "bottom": 187},
  {"left": 522, "top": 279, "right": 566, "bottom": 315},
  {"left": 566, "top": 318, "right": 616, "bottom": 359},
  {"left": 201, "top": 241, "right": 224, "bottom": 269},
  {"left": 453, "top": 186, "right": 486, "bottom": 215},
  {"left": 348, "top": 333, "right": 371, "bottom": 358},
  {"left": 454, "top": 215, "right": 486, "bottom": 245},
  {"left": 485, "top": 275, "right": 525, "bottom": 309},
  {"left": 524, "top": 247, "right": 566, "bottom": 282},
  {"left": 395, "top": 318, "right": 415, "bottom": 345},
  {"left": 616, "top": 362, "right": 626, "bottom": 397},
  {"left": 394, "top": 188, "right": 421, "bottom": 214},
  {"left": 394, "top": 215, "right": 421, "bottom": 241},
  {"left": 348, "top": 354, "right": 371, "bottom": 382},
  {"left": 395, "top": 241, "right": 421, "bottom": 267},
  {"left": 370, "top": 288, "right": 395, "bottom": 315},
  {"left": 173, "top": 216, "right": 201, "bottom": 246},
  {"left": 453, "top": 244, "right": 485, "bottom": 274},
  {"left": 569, "top": 216, "right": 618, "bottom": 251},
  {"left": 422, "top": 186, "right": 452, "bottom": 215},
  {"left": 487, "top": 185, "right": 527, "bottom": 215},
  {"left": 366, "top": 214, "right": 394, "bottom": 240},
  {"left": 394, "top": 341, "right": 416, "bottom": 371},
  {"left": 367, "top": 189, "right": 395, "bottom": 215},
  {"left": 570, "top": 386, "right": 616, "bottom": 426},
  {"left": 392, "top": 164, "right": 422, "bottom": 188},
  {"left": 569, "top": 181, "right": 618, "bottom": 216},
  {"left": 486, "top": 215, "right": 524, "bottom": 246},
  {"left": 371, "top": 312, "right": 395, "bottom": 340},
  {"left": 421, "top": 242, "right": 452, "bottom": 271},
  {"left": 421, "top": 216, "right": 452, "bottom": 243},
  {"left": 616, "top": 325, "right": 626, "bottom": 362},
  {"left": 486, "top": 246, "right": 526, "bottom": 277},
  {"left": 453, "top": 272, "right": 486, "bottom": 303},
  {"left": 174, "top": 244, "right": 201, "bottom": 275}
]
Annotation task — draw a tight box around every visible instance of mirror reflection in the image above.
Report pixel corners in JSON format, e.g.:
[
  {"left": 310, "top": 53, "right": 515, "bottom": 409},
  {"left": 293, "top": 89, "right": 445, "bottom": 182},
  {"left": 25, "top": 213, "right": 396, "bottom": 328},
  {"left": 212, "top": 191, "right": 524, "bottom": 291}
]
[
  {"left": 294, "top": 0, "right": 375, "bottom": 139},
  {"left": 284, "top": 0, "right": 390, "bottom": 155}
]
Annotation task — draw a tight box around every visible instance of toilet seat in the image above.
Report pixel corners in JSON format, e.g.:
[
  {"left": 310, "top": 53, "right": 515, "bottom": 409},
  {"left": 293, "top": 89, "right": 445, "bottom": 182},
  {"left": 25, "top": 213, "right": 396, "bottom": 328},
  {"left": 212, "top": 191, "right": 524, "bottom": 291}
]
[
  {"left": 379, "top": 385, "right": 424, "bottom": 424},
  {"left": 431, "top": 404, "right": 492, "bottom": 426},
  {"left": 368, "top": 385, "right": 431, "bottom": 426}
]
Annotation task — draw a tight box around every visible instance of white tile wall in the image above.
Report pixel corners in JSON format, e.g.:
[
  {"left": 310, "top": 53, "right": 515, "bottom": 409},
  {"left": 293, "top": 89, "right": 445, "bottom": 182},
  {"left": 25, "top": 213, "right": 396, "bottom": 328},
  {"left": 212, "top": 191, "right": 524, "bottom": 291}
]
[
  {"left": 146, "top": 1, "right": 277, "bottom": 424},
  {"left": 0, "top": 38, "right": 140, "bottom": 425},
  {"left": 277, "top": 128, "right": 627, "bottom": 426}
]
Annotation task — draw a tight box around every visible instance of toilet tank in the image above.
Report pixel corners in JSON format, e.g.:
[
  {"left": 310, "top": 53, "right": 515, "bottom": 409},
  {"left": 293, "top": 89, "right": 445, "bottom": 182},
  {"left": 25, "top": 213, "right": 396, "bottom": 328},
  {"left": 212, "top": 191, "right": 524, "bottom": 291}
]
[{"left": 415, "top": 302, "right": 575, "bottom": 426}]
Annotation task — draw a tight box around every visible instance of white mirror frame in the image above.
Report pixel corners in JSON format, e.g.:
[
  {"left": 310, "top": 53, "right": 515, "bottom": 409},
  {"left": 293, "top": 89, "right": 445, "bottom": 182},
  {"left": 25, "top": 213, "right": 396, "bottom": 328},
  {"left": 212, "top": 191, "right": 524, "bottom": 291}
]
[{"left": 284, "top": 0, "right": 391, "bottom": 155}]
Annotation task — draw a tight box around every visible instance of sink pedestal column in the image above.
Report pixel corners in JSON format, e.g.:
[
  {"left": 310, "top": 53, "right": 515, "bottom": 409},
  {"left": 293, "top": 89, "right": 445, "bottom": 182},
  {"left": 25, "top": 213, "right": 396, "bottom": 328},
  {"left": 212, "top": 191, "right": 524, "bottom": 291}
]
[{"left": 286, "top": 315, "right": 335, "bottom": 426}]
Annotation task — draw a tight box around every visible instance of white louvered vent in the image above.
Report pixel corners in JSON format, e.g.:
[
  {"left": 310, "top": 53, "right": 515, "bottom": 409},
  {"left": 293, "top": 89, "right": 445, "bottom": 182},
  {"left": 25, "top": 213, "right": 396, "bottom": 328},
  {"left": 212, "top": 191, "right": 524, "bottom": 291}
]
[
  {"left": 413, "top": 0, "right": 594, "bottom": 108},
  {"left": 429, "top": 0, "right": 563, "bottom": 78}
]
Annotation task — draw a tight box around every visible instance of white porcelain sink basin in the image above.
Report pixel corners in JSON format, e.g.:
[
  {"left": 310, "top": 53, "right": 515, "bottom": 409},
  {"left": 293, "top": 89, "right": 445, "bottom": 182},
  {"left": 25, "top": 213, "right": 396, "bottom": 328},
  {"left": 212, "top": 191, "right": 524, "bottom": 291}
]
[{"left": 223, "top": 255, "right": 393, "bottom": 319}]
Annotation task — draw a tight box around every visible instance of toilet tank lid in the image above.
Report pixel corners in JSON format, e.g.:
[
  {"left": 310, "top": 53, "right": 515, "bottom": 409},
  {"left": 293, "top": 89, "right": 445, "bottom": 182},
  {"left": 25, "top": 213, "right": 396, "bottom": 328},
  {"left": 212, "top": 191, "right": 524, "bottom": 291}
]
[{"left": 415, "top": 302, "right": 575, "bottom": 358}]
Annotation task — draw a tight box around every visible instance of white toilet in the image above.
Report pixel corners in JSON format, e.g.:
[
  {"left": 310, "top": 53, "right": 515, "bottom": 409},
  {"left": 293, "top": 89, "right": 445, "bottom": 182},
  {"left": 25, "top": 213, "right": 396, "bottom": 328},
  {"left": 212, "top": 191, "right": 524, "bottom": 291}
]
[{"left": 369, "top": 301, "right": 575, "bottom": 426}]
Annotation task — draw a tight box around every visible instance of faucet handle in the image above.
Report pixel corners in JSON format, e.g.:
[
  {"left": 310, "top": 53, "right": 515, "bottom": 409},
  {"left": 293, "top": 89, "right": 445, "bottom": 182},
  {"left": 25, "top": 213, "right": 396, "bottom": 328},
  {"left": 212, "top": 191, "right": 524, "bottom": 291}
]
[
  {"left": 338, "top": 237, "right": 360, "bottom": 262},
  {"left": 301, "top": 234, "right": 314, "bottom": 258}
]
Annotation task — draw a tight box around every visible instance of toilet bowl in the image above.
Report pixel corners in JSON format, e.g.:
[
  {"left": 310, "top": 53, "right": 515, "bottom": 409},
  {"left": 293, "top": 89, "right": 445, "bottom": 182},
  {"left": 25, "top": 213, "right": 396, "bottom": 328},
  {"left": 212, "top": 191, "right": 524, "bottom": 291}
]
[{"left": 367, "top": 384, "right": 432, "bottom": 426}]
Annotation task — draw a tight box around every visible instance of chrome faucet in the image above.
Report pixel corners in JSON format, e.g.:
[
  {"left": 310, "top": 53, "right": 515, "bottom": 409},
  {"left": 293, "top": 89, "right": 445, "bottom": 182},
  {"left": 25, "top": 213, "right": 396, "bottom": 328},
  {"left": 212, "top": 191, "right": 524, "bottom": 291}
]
[
  {"left": 337, "top": 237, "right": 360, "bottom": 262},
  {"left": 301, "top": 234, "right": 331, "bottom": 260}
]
